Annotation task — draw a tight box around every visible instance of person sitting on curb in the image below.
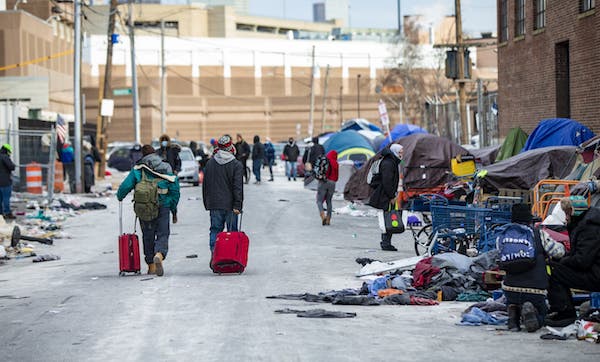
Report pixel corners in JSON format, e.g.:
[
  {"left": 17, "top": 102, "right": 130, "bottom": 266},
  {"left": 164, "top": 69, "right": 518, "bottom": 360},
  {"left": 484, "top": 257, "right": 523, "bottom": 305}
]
[
  {"left": 546, "top": 198, "right": 600, "bottom": 327},
  {"left": 117, "top": 145, "right": 180, "bottom": 277}
]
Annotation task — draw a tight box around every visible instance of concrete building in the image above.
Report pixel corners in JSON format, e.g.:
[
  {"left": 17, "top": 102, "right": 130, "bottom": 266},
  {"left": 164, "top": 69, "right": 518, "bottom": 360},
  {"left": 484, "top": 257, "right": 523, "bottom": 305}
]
[{"left": 496, "top": 0, "right": 599, "bottom": 136}]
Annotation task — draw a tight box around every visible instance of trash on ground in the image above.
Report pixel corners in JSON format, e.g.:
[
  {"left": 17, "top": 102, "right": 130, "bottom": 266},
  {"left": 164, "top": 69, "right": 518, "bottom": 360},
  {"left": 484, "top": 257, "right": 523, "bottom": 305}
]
[{"left": 32, "top": 254, "right": 61, "bottom": 263}]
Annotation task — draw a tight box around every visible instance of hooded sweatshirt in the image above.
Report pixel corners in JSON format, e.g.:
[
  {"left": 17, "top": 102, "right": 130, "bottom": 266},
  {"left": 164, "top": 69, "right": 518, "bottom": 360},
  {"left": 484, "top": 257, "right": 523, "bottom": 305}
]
[
  {"left": 202, "top": 149, "right": 244, "bottom": 211},
  {"left": 138, "top": 153, "right": 173, "bottom": 174},
  {"left": 326, "top": 150, "right": 339, "bottom": 182}
]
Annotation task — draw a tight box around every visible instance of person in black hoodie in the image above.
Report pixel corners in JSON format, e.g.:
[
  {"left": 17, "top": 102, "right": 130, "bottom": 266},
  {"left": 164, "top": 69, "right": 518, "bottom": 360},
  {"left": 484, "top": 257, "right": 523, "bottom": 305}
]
[
  {"left": 546, "top": 200, "right": 600, "bottom": 327},
  {"left": 235, "top": 134, "right": 251, "bottom": 184},
  {"left": 367, "top": 144, "right": 404, "bottom": 251},
  {"left": 202, "top": 135, "right": 244, "bottom": 252},
  {"left": 157, "top": 134, "right": 182, "bottom": 175},
  {"left": 0, "top": 144, "right": 16, "bottom": 219},
  {"left": 251, "top": 135, "right": 265, "bottom": 184}
]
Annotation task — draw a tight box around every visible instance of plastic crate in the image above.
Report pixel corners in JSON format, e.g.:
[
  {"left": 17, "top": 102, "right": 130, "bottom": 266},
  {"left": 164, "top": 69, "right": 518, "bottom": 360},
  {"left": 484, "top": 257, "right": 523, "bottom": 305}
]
[{"left": 430, "top": 205, "right": 492, "bottom": 233}]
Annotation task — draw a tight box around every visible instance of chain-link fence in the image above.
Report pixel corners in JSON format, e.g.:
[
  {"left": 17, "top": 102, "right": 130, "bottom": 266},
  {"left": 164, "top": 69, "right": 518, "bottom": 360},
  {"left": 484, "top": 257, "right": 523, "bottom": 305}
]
[
  {"left": 477, "top": 92, "right": 500, "bottom": 148},
  {"left": 0, "top": 128, "right": 58, "bottom": 200},
  {"left": 424, "top": 100, "right": 461, "bottom": 145}
]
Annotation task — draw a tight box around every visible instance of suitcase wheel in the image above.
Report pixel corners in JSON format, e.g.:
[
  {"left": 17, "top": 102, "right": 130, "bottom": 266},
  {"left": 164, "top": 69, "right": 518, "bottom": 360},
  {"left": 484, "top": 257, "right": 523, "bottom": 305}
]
[{"left": 119, "top": 271, "right": 125, "bottom": 277}]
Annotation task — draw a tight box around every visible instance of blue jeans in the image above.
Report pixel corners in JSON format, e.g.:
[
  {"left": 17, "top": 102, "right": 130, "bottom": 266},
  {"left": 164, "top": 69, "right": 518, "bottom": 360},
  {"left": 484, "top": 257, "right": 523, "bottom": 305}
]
[
  {"left": 286, "top": 161, "right": 297, "bottom": 179},
  {"left": 139, "top": 206, "right": 170, "bottom": 265},
  {"left": 0, "top": 185, "right": 11, "bottom": 214},
  {"left": 209, "top": 210, "right": 238, "bottom": 251},
  {"left": 252, "top": 158, "right": 262, "bottom": 182}
]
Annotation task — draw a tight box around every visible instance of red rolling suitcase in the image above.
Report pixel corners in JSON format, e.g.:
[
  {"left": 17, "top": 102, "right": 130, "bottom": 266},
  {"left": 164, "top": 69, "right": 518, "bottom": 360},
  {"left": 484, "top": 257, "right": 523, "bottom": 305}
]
[
  {"left": 211, "top": 213, "right": 249, "bottom": 274},
  {"left": 118, "top": 202, "right": 141, "bottom": 276}
]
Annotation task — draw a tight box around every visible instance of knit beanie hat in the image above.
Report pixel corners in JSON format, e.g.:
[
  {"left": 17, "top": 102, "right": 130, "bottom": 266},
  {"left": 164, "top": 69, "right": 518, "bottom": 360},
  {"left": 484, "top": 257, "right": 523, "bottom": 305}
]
[
  {"left": 218, "top": 135, "right": 236, "bottom": 155},
  {"left": 511, "top": 203, "right": 532, "bottom": 224}
]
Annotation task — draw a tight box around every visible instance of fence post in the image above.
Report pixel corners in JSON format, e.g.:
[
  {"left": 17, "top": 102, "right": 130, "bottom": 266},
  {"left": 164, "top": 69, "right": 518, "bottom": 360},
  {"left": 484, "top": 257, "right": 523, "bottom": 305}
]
[{"left": 48, "top": 128, "right": 57, "bottom": 202}]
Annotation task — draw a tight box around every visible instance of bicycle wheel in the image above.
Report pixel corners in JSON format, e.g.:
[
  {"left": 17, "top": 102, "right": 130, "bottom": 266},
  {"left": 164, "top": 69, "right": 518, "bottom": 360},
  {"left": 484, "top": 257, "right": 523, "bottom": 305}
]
[{"left": 414, "top": 223, "right": 433, "bottom": 256}]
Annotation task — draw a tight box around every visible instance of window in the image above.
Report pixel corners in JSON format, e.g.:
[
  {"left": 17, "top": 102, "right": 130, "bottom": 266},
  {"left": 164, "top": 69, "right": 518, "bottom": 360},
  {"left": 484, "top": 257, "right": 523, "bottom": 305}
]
[
  {"left": 499, "top": 0, "right": 509, "bottom": 42},
  {"left": 515, "top": 0, "right": 526, "bottom": 37},
  {"left": 580, "top": 0, "right": 596, "bottom": 12},
  {"left": 534, "top": 0, "right": 546, "bottom": 30}
]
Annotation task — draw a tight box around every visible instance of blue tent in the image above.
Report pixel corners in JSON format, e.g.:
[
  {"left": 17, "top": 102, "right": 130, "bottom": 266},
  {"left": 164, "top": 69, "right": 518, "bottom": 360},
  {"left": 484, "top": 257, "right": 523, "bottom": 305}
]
[
  {"left": 323, "top": 130, "right": 375, "bottom": 163},
  {"left": 521, "top": 118, "right": 595, "bottom": 152},
  {"left": 378, "top": 124, "right": 428, "bottom": 151},
  {"left": 340, "top": 118, "right": 383, "bottom": 133}
]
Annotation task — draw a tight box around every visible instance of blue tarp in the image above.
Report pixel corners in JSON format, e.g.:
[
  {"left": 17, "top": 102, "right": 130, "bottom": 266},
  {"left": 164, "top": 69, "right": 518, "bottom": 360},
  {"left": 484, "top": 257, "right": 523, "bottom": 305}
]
[
  {"left": 323, "top": 130, "right": 374, "bottom": 153},
  {"left": 340, "top": 118, "right": 383, "bottom": 133},
  {"left": 521, "top": 118, "right": 595, "bottom": 152},
  {"left": 378, "top": 124, "right": 428, "bottom": 151}
]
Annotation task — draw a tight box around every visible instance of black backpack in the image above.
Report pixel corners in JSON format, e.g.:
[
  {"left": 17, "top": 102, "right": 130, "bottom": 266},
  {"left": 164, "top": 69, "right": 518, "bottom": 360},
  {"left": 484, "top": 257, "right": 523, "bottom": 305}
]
[{"left": 313, "top": 155, "right": 330, "bottom": 181}]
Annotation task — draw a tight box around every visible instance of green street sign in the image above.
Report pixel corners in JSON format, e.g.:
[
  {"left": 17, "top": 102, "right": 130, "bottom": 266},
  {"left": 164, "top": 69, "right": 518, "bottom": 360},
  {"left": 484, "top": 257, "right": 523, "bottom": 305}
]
[{"left": 113, "top": 88, "right": 132, "bottom": 96}]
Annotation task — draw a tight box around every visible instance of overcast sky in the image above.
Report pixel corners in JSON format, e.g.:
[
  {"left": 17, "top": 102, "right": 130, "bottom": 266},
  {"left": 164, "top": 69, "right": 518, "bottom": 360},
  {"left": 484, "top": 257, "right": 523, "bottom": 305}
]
[{"left": 248, "top": 0, "right": 497, "bottom": 37}]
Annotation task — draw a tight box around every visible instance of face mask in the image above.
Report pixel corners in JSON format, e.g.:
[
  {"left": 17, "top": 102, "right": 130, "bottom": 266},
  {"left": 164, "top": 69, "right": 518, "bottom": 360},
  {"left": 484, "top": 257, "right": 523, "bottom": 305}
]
[
  {"left": 161, "top": 141, "right": 168, "bottom": 147},
  {"left": 289, "top": 140, "right": 293, "bottom": 144}
]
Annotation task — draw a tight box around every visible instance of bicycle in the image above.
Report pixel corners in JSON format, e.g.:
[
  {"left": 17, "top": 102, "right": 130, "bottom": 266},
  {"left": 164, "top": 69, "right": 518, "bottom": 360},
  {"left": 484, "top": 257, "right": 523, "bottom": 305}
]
[{"left": 406, "top": 194, "right": 448, "bottom": 256}]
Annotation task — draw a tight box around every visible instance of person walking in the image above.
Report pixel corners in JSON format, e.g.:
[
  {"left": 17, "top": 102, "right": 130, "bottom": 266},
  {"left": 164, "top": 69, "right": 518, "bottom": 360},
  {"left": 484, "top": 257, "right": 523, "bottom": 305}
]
[
  {"left": 303, "top": 136, "right": 325, "bottom": 174},
  {"left": 283, "top": 137, "right": 300, "bottom": 181},
  {"left": 235, "top": 134, "right": 251, "bottom": 184},
  {"left": 83, "top": 141, "right": 96, "bottom": 193},
  {"left": 367, "top": 144, "right": 404, "bottom": 251},
  {"left": 0, "top": 144, "right": 16, "bottom": 219},
  {"left": 60, "top": 142, "right": 76, "bottom": 193},
  {"left": 264, "top": 137, "right": 275, "bottom": 182},
  {"left": 316, "top": 150, "right": 338, "bottom": 226},
  {"left": 203, "top": 135, "right": 244, "bottom": 253},
  {"left": 157, "top": 134, "right": 182, "bottom": 175},
  {"left": 117, "top": 145, "right": 180, "bottom": 276},
  {"left": 251, "top": 135, "right": 265, "bottom": 184}
]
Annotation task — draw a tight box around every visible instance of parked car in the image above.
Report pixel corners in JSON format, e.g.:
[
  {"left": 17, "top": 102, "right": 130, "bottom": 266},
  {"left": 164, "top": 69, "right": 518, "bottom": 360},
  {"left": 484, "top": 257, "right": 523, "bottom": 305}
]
[
  {"left": 107, "top": 144, "right": 134, "bottom": 172},
  {"left": 178, "top": 147, "right": 200, "bottom": 186}
]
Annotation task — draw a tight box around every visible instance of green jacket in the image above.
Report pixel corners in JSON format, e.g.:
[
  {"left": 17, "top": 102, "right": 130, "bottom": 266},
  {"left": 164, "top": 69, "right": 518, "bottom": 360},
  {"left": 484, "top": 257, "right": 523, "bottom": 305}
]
[{"left": 117, "top": 165, "right": 180, "bottom": 213}]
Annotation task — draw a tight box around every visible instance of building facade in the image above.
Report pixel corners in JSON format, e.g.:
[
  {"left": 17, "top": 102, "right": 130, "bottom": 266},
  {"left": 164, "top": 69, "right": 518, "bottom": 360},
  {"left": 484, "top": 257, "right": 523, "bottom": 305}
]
[{"left": 497, "top": 0, "right": 599, "bottom": 136}]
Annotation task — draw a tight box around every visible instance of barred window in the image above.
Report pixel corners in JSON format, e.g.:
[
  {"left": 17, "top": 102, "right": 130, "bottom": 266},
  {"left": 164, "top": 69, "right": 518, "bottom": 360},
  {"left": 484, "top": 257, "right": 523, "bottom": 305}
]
[
  {"left": 580, "top": 0, "right": 596, "bottom": 12},
  {"left": 500, "top": 0, "right": 509, "bottom": 42},
  {"left": 515, "top": 0, "right": 526, "bottom": 37},
  {"left": 534, "top": 0, "right": 546, "bottom": 30}
]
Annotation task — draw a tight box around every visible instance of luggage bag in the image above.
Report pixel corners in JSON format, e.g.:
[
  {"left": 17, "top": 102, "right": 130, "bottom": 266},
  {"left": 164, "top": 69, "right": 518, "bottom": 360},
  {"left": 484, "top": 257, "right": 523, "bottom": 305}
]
[
  {"left": 118, "top": 202, "right": 141, "bottom": 276},
  {"left": 211, "top": 213, "right": 249, "bottom": 274}
]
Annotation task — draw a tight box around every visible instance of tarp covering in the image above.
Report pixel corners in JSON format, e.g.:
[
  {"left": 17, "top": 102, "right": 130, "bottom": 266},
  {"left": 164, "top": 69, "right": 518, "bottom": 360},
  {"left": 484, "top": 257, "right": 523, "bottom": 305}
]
[
  {"left": 470, "top": 145, "right": 501, "bottom": 166},
  {"left": 340, "top": 118, "right": 382, "bottom": 133},
  {"left": 480, "top": 146, "right": 578, "bottom": 192},
  {"left": 323, "top": 130, "right": 374, "bottom": 154},
  {"left": 344, "top": 134, "right": 469, "bottom": 201},
  {"left": 495, "top": 127, "right": 528, "bottom": 162},
  {"left": 521, "top": 119, "right": 595, "bottom": 152},
  {"left": 378, "top": 124, "right": 428, "bottom": 151}
]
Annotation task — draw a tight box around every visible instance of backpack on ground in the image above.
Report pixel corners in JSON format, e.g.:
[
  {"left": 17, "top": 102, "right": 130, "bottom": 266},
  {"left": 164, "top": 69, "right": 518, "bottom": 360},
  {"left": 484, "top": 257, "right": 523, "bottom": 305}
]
[
  {"left": 496, "top": 223, "right": 537, "bottom": 273},
  {"left": 313, "top": 155, "right": 330, "bottom": 181},
  {"left": 133, "top": 170, "right": 161, "bottom": 221},
  {"left": 367, "top": 158, "right": 383, "bottom": 187}
]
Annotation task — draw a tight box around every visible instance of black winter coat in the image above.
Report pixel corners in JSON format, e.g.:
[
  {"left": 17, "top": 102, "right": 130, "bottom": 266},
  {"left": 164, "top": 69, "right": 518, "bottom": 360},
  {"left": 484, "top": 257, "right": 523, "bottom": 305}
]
[
  {"left": 562, "top": 207, "right": 600, "bottom": 283},
  {"left": 303, "top": 144, "right": 325, "bottom": 165},
  {"left": 503, "top": 226, "right": 548, "bottom": 290},
  {"left": 202, "top": 153, "right": 244, "bottom": 211},
  {"left": 252, "top": 142, "right": 265, "bottom": 161},
  {"left": 157, "top": 145, "right": 182, "bottom": 173},
  {"left": 0, "top": 151, "right": 16, "bottom": 187},
  {"left": 367, "top": 148, "right": 400, "bottom": 210},
  {"left": 235, "top": 141, "right": 251, "bottom": 161},
  {"left": 283, "top": 143, "right": 300, "bottom": 161}
]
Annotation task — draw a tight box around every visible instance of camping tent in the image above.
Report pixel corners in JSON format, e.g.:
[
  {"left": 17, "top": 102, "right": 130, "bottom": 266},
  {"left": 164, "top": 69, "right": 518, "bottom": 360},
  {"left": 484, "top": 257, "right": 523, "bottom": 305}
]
[
  {"left": 521, "top": 118, "right": 595, "bottom": 152},
  {"left": 480, "top": 146, "right": 578, "bottom": 192},
  {"left": 323, "top": 130, "right": 375, "bottom": 163},
  {"left": 495, "top": 127, "right": 528, "bottom": 162},
  {"left": 357, "top": 130, "right": 386, "bottom": 151},
  {"left": 344, "top": 133, "right": 469, "bottom": 202},
  {"left": 340, "top": 118, "right": 383, "bottom": 133},
  {"left": 378, "top": 124, "right": 428, "bottom": 151}
]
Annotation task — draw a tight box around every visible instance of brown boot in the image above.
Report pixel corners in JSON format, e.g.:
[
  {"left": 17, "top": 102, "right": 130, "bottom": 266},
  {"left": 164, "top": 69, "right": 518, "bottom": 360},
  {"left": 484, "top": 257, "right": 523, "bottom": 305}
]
[
  {"left": 153, "top": 252, "right": 164, "bottom": 277},
  {"left": 147, "top": 263, "right": 156, "bottom": 275},
  {"left": 325, "top": 216, "right": 331, "bottom": 225},
  {"left": 320, "top": 211, "right": 326, "bottom": 225}
]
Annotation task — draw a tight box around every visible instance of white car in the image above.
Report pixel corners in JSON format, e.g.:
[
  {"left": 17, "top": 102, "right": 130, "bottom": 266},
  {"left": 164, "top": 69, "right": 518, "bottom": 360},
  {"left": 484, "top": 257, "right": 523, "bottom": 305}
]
[{"left": 178, "top": 147, "right": 200, "bottom": 186}]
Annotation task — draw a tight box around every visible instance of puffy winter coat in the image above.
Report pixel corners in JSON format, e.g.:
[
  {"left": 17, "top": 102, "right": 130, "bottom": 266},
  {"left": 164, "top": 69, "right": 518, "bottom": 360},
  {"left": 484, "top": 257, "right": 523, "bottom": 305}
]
[
  {"left": 562, "top": 207, "right": 600, "bottom": 283},
  {"left": 367, "top": 148, "right": 400, "bottom": 210},
  {"left": 202, "top": 150, "right": 244, "bottom": 211}
]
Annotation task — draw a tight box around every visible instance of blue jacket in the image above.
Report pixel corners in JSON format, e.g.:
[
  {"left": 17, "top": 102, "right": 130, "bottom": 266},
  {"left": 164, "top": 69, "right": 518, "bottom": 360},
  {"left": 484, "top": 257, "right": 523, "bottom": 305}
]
[{"left": 117, "top": 164, "right": 180, "bottom": 213}]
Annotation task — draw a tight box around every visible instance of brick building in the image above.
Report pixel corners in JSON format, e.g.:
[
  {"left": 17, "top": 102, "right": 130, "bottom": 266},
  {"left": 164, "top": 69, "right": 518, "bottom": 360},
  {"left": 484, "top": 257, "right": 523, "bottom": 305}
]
[{"left": 497, "top": 0, "right": 599, "bottom": 136}]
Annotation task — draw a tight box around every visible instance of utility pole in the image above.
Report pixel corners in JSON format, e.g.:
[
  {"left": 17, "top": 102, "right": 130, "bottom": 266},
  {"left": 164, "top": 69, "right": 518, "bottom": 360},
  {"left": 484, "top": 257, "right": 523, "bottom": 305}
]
[
  {"left": 73, "top": 0, "right": 82, "bottom": 193},
  {"left": 320, "top": 64, "right": 330, "bottom": 133},
  {"left": 128, "top": 0, "right": 141, "bottom": 144},
  {"left": 357, "top": 74, "right": 361, "bottom": 118},
  {"left": 397, "top": 0, "right": 402, "bottom": 37},
  {"left": 308, "top": 45, "right": 316, "bottom": 138},
  {"left": 339, "top": 85, "right": 343, "bottom": 125},
  {"left": 96, "top": 0, "right": 118, "bottom": 178},
  {"left": 160, "top": 19, "right": 167, "bottom": 135},
  {"left": 455, "top": 0, "right": 468, "bottom": 144}
]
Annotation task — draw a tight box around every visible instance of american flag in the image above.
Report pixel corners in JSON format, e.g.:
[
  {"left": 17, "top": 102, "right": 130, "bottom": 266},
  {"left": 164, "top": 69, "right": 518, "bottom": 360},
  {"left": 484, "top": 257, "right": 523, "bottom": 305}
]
[{"left": 56, "top": 114, "right": 68, "bottom": 144}]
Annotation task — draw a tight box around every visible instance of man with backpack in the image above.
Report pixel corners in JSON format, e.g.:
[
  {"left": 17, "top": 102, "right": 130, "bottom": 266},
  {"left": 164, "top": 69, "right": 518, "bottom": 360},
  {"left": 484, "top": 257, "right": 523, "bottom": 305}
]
[
  {"left": 367, "top": 144, "right": 404, "bottom": 251},
  {"left": 203, "top": 135, "right": 244, "bottom": 253},
  {"left": 314, "top": 150, "right": 338, "bottom": 225},
  {"left": 117, "top": 145, "right": 180, "bottom": 277}
]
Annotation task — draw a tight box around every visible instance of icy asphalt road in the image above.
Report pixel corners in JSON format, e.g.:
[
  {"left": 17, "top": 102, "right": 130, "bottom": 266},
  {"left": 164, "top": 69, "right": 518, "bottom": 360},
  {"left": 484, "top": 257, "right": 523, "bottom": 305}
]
[{"left": 1, "top": 176, "right": 599, "bottom": 362}]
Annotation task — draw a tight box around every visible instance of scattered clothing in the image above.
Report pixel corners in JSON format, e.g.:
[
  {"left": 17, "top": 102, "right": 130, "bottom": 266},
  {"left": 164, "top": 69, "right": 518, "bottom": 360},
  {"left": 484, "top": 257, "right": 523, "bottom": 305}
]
[
  {"left": 32, "top": 254, "right": 61, "bottom": 263},
  {"left": 460, "top": 307, "right": 508, "bottom": 326},
  {"left": 457, "top": 291, "right": 491, "bottom": 302},
  {"left": 275, "top": 308, "right": 357, "bottom": 319}
]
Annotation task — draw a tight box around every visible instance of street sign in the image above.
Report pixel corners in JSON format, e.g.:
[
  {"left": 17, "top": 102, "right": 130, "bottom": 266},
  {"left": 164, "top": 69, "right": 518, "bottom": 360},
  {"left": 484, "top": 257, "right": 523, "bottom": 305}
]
[
  {"left": 100, "top": 99, "right": 114, "bottom": 117},
  {"left": 378, "top": 99, "right": 389, "bottom": 126},
  {"left": 113, "top": 88, "right": 132, "bottom": 96}
]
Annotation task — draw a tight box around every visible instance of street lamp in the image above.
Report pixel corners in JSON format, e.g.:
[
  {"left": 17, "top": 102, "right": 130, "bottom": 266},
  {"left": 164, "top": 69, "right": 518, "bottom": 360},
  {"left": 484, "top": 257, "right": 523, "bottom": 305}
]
[{"left": 357, "top": 74, "right": 361, "bottom": 118}]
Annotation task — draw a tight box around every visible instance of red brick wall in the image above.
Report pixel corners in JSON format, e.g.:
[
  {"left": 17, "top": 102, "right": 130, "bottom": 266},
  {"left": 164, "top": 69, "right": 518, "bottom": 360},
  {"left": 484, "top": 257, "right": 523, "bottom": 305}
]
[{"left": 497, "top": 0, "right": 600, "bottom": 137}]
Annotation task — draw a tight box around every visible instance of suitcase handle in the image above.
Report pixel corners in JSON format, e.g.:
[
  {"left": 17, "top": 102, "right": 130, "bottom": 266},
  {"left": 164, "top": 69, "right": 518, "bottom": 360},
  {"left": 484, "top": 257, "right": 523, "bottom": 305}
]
[
  {"left": 119, "top": 201, "right": 123, "bottom": 235},
  {"left": 227, "top": 212, "right": 242, "bottom": 232}
]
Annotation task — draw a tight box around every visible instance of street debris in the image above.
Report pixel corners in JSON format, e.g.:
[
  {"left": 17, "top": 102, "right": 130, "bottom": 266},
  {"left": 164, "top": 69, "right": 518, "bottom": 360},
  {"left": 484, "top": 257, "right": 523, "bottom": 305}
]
[
  {"left": 275, "top": 308, "right": 357, "bottom": 318},
  {"left": 32, "top": 254, "right": 61, "bottom": 263}
]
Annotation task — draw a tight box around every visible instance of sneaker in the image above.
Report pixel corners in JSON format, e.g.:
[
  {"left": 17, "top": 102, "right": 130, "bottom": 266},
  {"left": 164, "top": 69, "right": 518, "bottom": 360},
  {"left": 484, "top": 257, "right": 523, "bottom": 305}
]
[
  {"left": 521, "top": 302, "right": 540, "bottom": 332},
  {"left": 380, "top": 243, "right": 398, "bottom": 251},
  {"left": 268, "top": 178, "right": 274, "bottom": 182},
  {"left": 545, "top": 310, "right": 577, "bottom": 327}
]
